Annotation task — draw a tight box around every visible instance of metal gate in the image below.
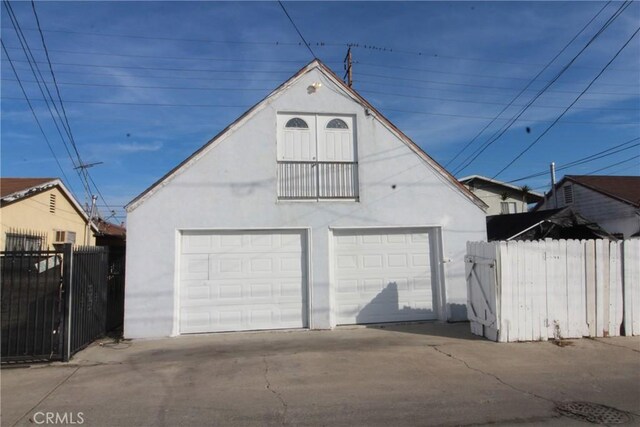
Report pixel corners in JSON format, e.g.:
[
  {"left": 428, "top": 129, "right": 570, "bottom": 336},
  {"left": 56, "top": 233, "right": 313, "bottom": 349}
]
[
  {"left": 68, "top": 246, "right": 108, "bottom": 356},
  {"left": 1, "top": 244, "right": 112, "bottom": 363},
  {"left": 0, "top": 250, "right": 65, "bottom": 362}
]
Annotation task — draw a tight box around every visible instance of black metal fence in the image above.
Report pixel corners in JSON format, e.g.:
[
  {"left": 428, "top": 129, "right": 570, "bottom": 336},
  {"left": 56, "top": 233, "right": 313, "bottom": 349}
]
[
  {"left": 68, "top": 246, "right": 109, "bottom": 356},
  {"left": 106, "top": 247, "right": 126, "bottom": 332},
  {"left": 1, "top": 244, "right": 121, "bottom": 364},
  {"left": 0, "top": 251, "right": 64, "bottom": 362}
]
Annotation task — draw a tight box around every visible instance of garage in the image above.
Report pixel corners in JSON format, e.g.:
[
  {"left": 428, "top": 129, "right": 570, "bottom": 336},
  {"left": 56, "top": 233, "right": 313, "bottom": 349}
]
[
  {"left": 332, "top": 228, "right": 439, "bottom": 325},
  {"left": 179, "top": 230, "right": 308, "bottom": 333}
]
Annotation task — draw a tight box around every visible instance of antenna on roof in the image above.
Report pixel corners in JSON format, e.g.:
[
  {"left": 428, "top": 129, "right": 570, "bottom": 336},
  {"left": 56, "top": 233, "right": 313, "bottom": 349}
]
[{"left": 73, "top": 161, "right": 103, "bottom": 170}]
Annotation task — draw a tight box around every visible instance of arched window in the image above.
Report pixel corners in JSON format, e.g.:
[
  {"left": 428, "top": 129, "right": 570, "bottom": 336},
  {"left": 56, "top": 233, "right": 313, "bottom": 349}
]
[
  {"left": 326, "top": 118, "right": 348, "bottom": 129},
  {"left": 285, "top": 117, "right": 309, "bottom": 129}
]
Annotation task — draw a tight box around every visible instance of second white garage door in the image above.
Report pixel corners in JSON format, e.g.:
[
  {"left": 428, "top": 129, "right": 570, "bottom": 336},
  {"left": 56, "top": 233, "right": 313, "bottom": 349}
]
[
  {"left": 179, "top": 230, "right": 307, "bottom": 334},
  {"left": 333, "top": 228, "right": 438, "bottom": 325}
]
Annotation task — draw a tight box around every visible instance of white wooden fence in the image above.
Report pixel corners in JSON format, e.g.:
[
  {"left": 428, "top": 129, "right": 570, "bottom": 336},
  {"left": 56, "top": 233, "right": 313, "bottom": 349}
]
[{"left": 465, "top": 239, "right": 640, "bottom": 342}]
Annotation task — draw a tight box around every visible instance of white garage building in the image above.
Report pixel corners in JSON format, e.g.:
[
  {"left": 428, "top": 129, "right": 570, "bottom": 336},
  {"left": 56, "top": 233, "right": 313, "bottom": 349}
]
[{"left": 124, "top": 60, "right": 487, "bottom": 338}]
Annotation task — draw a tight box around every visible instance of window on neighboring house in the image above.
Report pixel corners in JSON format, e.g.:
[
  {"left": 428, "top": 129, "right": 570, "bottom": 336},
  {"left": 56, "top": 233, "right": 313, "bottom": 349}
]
[
  {"left": 285, "top": 117, "right": 309, "bottom": 129},
  {"left": 5, "top": 233, "right": 45, "bottom": 251},
  {"left": 501, "top": 202, "right": 517, "bottom": 214},
  {"left": 564, "top": 185, "right": 574, "bottom": 204}
]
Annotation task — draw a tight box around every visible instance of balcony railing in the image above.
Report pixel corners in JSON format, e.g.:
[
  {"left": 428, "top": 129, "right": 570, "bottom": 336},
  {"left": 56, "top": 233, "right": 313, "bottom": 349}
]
[{"left": 277, "top": 161, "right": 359, "bottom": 200}]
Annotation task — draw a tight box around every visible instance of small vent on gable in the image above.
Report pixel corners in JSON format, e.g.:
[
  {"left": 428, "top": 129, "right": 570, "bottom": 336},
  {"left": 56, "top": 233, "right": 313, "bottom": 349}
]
[
  {"left": 49, "top": 194, "right": 56, "bottom": 213},
  {"left": 564, "top": 185, "right": 574, "bottom": 205}
]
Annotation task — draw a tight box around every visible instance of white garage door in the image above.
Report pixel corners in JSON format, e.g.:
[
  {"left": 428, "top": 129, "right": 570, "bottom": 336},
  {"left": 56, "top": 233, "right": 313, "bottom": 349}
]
[
  {"left": 179, "top": 230, "right": 307, "bottom": 334},
  {"left": 333, "top": 228, "right": 438, "bottom": 325}
]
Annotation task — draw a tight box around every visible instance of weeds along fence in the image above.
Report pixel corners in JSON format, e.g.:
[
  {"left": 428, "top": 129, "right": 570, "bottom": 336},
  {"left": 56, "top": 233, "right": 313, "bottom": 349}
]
[{"left": 465, "top": 239, "right": 640, "bottom": 342}]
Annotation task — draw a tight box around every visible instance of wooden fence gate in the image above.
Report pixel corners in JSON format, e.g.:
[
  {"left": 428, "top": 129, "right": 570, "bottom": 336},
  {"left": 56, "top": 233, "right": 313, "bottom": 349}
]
[{"left": 466, "top": 239, "right": 640, "bottom": 342}]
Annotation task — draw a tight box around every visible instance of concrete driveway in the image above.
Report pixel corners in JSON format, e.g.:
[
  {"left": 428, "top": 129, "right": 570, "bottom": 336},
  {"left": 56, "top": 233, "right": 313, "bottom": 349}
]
[{"left": 2, "top": 322, "right": 639, "bottom": 426}]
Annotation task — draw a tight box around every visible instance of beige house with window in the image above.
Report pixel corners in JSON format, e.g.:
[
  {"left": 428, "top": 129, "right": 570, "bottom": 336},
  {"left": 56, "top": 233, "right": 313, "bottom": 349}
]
[
  {"left": 0, "top": 178, "right": 96, "bottom": 250},
  {"left": 459, "top": 175, "right": 543, "bottom": 216}
]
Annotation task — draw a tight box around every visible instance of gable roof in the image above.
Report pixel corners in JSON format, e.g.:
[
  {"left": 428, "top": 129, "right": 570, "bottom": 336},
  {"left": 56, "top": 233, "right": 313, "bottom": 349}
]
[
  {"left": 565, "top": 175, "right": 640, "bottom": 207},
  {"left": 0, "top": 177, "right": 98, "bottom": 231},
  {"left": 126, "top": 59, "right": 487, "bottom": 212},
  {"left": 96, "top": 218, "right": 126, "bottom": 237},
  {"left": 459, "top": 175, "right": 544, "bottom": 200},
  {"left": 1, "top": 177, "right": 57, "bottom": 198}
]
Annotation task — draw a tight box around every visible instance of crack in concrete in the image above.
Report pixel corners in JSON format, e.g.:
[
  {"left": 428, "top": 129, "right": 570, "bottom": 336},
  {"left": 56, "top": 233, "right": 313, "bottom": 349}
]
[
  {"left": 262, "top": 355, "right": 288, "bottom": 425},
  {"left": 589, "top": 338, "right": 640, "bottom": 354},
  {"left": 12, "top": 366, "right": 81, "bottom": 427},
  {"left": 430, "top": 345, "right": 555, "bottom": 404}
]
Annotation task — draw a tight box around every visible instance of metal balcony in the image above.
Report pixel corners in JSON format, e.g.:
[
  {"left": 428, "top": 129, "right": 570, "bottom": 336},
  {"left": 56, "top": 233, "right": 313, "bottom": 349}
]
[{"left": 277, "top": 161, "right": 359, "bottom": 200}]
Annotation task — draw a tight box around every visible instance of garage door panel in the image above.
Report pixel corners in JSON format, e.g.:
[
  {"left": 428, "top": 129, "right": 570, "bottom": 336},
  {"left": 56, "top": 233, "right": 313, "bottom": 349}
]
[
  {"left": 333, "top": 228, "right": 438, "bottom": 325},
  {"left": 182, "top": 232, "right": 302, "bottom": 254},
  {"left": 180, "top": 230, "right": 307, "bottom": 333}
]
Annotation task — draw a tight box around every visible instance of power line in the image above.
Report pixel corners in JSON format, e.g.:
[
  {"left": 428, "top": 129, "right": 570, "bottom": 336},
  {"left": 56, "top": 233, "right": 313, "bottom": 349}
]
[
  {"left": 6, "top": 65, "right": 286, "bottom": 83},
  {"left": 605, "top": 162, "right": 640, "bottom": 175},
  {"left": 8, "top": 58, "right": 297, "bottom": 74},
  {"left": 355, "top": 60, "right": 637, "bottom": 88},
  {"left": 0, "top": 77, "right": 274, "bottom": 92},
  {"left": 346, "top": 41, "right": 638, "bottom": 72},
  {"left": 445, "top": 0, "right": 613, "bottom": 170},
  {"left": 507, "top": 137, "right": 640, "bottom": 182},
  {"left": 492, "top": 25, "right": 640, "bottom": 179},
  {"left": 358, "top": 88, "right": 639, "bottom": 112},
  {"left": 2, "top": 45, "right": 316, "bottom": 64},
  {"left": 20, "top": 25, "right": 638, "bottom": 72},
  {"left": 356, "top": 72, "right": 635, "bottom": 97},
  {"left": 3, "top": 0, "right": 92, "bottom": 200},
  {"left": 586, "top": 155, "right": 640, "bottom": 175},
  {"left": 31, "top": 0, "right": 89, "bottom": 193},
  {"left": 453, "top": 1, "right": 634, "bottom": 175},
  {"left": 278, "top": 1, "right": 316, "bottom": 59},
  {"left": 3, "top": 77, "right": 637, "bottom": 113},
  {"left": 6, "top": 57, "right": 635, "bottom": 97},
  {"left": 4, "top": 96, "right": 637, "bottom": 125},
  {"left": 3, "top": 44, "right": 635, "bottom": 89},
  {"left": 0, "top": 41, "right": 75, "bottom": 194}
]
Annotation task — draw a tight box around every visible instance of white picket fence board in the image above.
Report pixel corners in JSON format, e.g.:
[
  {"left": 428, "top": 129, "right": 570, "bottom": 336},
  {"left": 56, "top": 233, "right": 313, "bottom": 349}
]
[
  {"left": 623, "top": 240, "right": 640, "bottom": 335},
  {"left": 467, "top": 238, "right": 640, "bottom": 341}
]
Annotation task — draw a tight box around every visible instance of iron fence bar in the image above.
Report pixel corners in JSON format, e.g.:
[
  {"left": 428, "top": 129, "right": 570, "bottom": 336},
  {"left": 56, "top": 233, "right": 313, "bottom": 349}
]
[{"left": 61, "top": 243, "right": 72, "bottom": 362}]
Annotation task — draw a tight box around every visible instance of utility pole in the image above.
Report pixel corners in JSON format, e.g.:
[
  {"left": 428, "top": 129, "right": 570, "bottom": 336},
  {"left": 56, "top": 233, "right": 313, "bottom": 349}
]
[
  {"left": 74, "top": 162, "right": 103, "bottom": 246},
  {"left": 550, "top": 162, "right": 558, "bottom": 209},
  {"left": 85, "top": 195, "right": 97, "bottom": 245},
  {"left": 343, "top": 46, "right": 353, "bottom": 87}
]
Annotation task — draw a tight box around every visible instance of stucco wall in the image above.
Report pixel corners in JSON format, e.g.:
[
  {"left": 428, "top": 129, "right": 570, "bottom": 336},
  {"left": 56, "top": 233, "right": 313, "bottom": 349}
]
[
  {"left": 1, "top": 187, "right": 95, "bottom": 250},
  {"left": 539, "top": 182, "right": 640, "bottom": 238},
  {"left": 125, "top": 68, "right": 487, "bottom": 338}
]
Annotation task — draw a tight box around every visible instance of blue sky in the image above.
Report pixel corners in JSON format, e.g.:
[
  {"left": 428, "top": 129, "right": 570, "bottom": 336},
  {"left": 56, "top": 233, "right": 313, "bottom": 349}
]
[{"left": 2, "top": 1, "right": 639, "bottom": 222}]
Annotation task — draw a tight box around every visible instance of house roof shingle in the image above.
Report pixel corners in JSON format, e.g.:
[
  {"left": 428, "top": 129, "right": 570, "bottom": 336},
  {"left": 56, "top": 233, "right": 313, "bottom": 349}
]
[
  {"left": 565, "top": 175, "right": 640, "bottom": 207},
  {"left": 0, "top": 177, "right": 56, "bottom": 198},
  {"left": 96, "top": 218, "right": 126, "bottom": 237}
]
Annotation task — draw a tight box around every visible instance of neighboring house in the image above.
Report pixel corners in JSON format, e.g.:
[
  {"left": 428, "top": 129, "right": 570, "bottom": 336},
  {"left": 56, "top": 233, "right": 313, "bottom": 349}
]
[
  {"left": 459, "top": 175, "right": 543, "bottom": 215},
  {"left": 486, "top": 207, "right": 614, "bottom": 241},
  {"left": 124, "top": 59, "right": 488, "bottom": 339},
  {"left": 95, "top": 218, "right": 126, "bottom": 249},
  {"left": 1, "top": 177, "right": 97, "bottom": 250},
  {"left": 535, "top": 175, "right": 640, "bottom": 239}
]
